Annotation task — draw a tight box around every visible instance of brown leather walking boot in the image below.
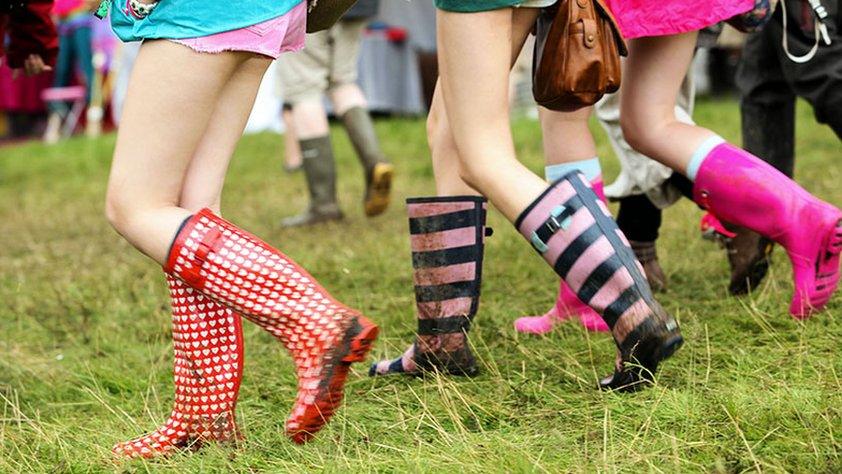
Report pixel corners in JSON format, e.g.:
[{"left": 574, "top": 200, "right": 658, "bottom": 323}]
[
  {"left": 630, "top": 240, "right": 667, "bottom": 292},
  {"left": 725, "top": 225, "right": 774, "bottom": 296}
]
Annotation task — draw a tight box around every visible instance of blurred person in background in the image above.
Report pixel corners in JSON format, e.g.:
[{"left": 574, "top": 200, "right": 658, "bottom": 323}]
[
  {"left": 0, "top": 0, "right": 57, "bottom": 76},
  {"left": 717, "top": 0, "right": 842, "bottom": 294},
  {"left": 0, "top": 0, "right": 57, "bottom": 139},
  {"left": 281, "top": 103, "right": 303, "bottom": 172},
  {"left": 278, "top": 0, "right": 394, "bottom": 227},
  {"left": 43, "top": 0, "right": 97, "bottom": 142}
]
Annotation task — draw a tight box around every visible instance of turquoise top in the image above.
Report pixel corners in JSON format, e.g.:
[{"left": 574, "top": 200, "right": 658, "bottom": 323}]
[{"left": 110, "top": 0, "right": 303, "bottom": 42}]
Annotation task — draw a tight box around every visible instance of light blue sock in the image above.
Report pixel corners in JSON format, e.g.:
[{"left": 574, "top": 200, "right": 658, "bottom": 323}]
[
  {"left": 545, "top": 157, "right": 601, "bottom": 182},
  {"left": 686, "top": 135, "right": 726, "bottom": 181}
]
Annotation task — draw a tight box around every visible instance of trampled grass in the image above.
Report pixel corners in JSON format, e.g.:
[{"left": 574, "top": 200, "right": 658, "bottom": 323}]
[{"left": 0, "top": 99, "right": 840, "bottom": 473}]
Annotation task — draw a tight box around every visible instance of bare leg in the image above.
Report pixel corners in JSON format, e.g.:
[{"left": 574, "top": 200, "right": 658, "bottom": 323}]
[
  {"left": 105, "top": 40, "right": 263, "bottom": 263},
  {"left": 428, "top": 82, "right": 482, "bottom": 196},
  {"left": 282, "top": 107, "right": 303, "bottom": 171},
  {"left": 540, "top": 106, "right": 597, "bottom": 166},
  {"left": 369, "top": 9, "right": 539, "bottom": 377},
  {"left": 329, "top": 83, "right": 368, "bottom": 116},
  {"left": 289, "top": 98, "right": 330, "bottom": 139},
  {"left": 620, "top": 33, "right": 715, "bottom": 171},
  {"left": 623, "top": 33, "right": 842, "bottom": 318},
  {"left": 436, "top": 8, "right": 546, "bottom": 221},
  {"left": 435, "top": 9, "right": 683, "bottom": 390},
  {"left": 180, "top": 56, "right": 271, "bottom": 213},
  {"left": 111, "top": 57, "right": 266, "bottom": 459}
]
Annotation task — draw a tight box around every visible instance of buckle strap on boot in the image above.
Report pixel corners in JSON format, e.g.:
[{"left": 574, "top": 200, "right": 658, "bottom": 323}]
[
  {"left": 531, "top": 205, "right": 574, "bottom": 254},
  {"left": 182, "top": 228, "right": 225, "bottom": 288}
]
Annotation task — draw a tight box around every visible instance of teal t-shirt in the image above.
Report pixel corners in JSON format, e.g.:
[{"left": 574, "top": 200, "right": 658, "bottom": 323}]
[
  {"left": 435, "top": 0, "right": 523, "bottom": 12},
  {"left": 110, "top": 0, "right": 303, "bottom": 42}
]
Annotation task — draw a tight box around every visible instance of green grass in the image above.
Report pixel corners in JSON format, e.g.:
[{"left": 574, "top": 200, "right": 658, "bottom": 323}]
[{"left": 1, "top": 99, "right": 840, "bottom": 473}]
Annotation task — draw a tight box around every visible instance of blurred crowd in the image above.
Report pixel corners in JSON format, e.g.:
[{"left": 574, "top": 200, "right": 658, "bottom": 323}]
[{"left": 0, "top": 1, "right": 785, "bottom": 145}]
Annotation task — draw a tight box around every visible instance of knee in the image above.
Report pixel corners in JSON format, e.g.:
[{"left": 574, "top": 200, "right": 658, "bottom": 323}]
[
  {"left": 426, "top": 102, "right": 444, "bottom": 147},
  {"left": 104, "top": 180, "right": 160, "bottom": 237},
  {"left": 179, "top": 193, "right": 220, "bottom": 215},
  {"left": 455, "top": 158, "right": 486, "bottom": 192},
  {"left": 620, "top": 110, "right": 660, "bottom": 157},
  {"left": 104, "top": 186, "right": 134, "bottom": 236}
]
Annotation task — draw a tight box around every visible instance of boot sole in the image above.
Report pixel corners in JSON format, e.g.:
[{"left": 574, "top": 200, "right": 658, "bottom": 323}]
[
  {"left": 364, "top": 163, "right": 394, "bottom": 217},
  {"left": 287, "top": 315, "right": 379, "bottom": 444},
  {"left": 795, "top": 218, "right": 842, "bottom": 318},
  {"left": 279, "top": 211, "right": 344, "bottom": 228},
  {"left": 600, "top": 324, "right": 684, "bottom": 393}
]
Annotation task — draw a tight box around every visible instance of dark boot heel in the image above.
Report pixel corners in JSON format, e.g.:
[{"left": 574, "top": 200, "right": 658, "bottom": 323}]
[
  {"left": 415, "top": 347, "right": 480, "bottom": 377},
  {"left": 600, "top": 316, "right": 683, "bottom": 392}
]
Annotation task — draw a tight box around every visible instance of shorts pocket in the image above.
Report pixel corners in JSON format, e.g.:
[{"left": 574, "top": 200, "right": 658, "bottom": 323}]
[{"left": 246, "top": 21, "right": 273, "bottom": 36}]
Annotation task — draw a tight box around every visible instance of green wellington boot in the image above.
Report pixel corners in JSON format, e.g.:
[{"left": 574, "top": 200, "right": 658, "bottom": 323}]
[
  {"left": 341, "top": 106, "right": 394, "bottom": 217},
  {"left": 281, "top": 135, "right": 344, "bottom": 228}
]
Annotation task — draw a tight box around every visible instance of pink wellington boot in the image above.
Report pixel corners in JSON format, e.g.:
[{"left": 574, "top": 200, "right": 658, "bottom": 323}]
[
  {"left": 693, "top": 143, "right": 842, "bottom": 318},
  {"left": 515, "top": 178, "right": 610, "bottom": 334}
]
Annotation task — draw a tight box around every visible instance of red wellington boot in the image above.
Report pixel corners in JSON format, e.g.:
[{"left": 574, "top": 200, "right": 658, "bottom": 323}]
[
  {"left": 113, "top": 276, "right": 243, "bottom": 459},
  {"left": 165, "top": 208, "right": 378, "bottom": 443}
]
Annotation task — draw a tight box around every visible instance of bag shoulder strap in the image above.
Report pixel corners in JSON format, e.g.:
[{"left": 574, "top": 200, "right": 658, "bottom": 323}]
[
  {"left": 780, "top": 0, "right": 832, "bottom": 63},
  {"left": 593, "top": 0, "right": 628, "bottom": 56}
]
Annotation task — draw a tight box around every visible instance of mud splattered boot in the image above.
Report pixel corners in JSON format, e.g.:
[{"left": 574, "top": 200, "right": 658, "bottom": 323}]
[
  {"left": 370, "top": 196, "right": 490, "bottom": 377},
  {"left": 629, "top": 240, "right": 667, "bottom": 293},
  {"left": 281, "top": 136, "right": 344, "bottom": 228},
  {"left": 690, "top": 138, "right": 842, "bottom": 318},
  {"left": 515, "top": 168, "right": 609, "bottom": 334},
  {"left": 516, "top": 172, "right": 683, "bottom": 391},
  {"left": 340, "top": 106, "right": 394, "bottom": 217},
  {"left": 166, "top": 208, "right": 378, "bottom": 443},
  {"left": 112, "top": 276, "right": 243, "bottom": 459}
]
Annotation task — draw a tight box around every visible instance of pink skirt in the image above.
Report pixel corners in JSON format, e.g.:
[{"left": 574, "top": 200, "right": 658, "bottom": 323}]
[
  {"left": 605, "top": 0, "right": 754, "bottom": 39},
  {"left": 172, "top": 1, "right": 306, "bottom": 59}
]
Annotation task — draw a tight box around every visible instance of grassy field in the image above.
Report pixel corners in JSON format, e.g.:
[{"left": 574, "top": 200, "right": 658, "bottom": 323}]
[{"left": 1, "top": 99, "right": 840, "bottom": 473}]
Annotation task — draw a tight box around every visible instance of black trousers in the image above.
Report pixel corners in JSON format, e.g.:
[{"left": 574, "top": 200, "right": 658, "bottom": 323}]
[{"left": 736, "top": 0, "right": 842, "bottom": 177}]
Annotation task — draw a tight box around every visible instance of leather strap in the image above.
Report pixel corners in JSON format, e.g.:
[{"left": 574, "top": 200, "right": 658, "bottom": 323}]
[{"left": 182, "top": 228, "right": 224, "bottom": 288}]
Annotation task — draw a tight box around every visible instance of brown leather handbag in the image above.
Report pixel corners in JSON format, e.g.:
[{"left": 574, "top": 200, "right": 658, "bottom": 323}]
[
  {"left": 306, "top": 0, "right": 359, "bottom": 33},
  {"left": 532, "top": 0, "right": 627, "bottom": 111}
]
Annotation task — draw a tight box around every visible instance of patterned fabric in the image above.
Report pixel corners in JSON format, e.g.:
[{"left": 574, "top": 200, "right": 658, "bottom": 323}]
[
  {"left": 603, "top": 0, "right": 755, "bottom": 39},
  {"left": 113, "top": 276, "right": 243, "bottom": 459},
  {"left": 727, "top": 0, "right": 774, "bottom": 33},
  {"left": 0, "top": 0, "right": 59, "bottom": 69},
  {"left": 692, "top": 143, "right": 842, "bottom": 318},
  {"left": 370, "top": 196, "right": 489, "bottom": 377},
  {"left": 164, "top": 208, "right": 378, "bottom": 443},
  {"left": 516, "top": 172, "right": 682, "bottom": 390}
]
